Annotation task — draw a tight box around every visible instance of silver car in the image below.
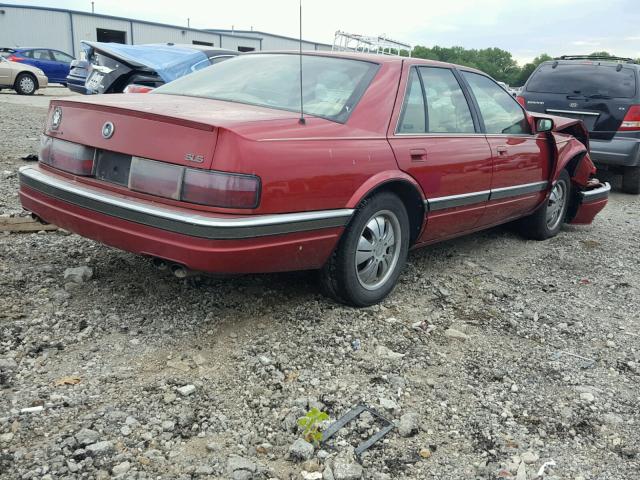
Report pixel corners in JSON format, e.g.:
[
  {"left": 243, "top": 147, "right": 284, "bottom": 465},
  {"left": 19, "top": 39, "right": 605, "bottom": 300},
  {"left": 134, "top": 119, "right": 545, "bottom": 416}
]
[{"left": 0, "top": 56, "right": 48, "bottom": 95}]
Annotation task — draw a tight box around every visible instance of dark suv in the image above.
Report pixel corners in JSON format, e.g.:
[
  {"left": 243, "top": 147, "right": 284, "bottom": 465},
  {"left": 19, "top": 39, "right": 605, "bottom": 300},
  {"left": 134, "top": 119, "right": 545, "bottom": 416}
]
[{"left": 518, "top": 56, "right": 640, "bottom": 193}]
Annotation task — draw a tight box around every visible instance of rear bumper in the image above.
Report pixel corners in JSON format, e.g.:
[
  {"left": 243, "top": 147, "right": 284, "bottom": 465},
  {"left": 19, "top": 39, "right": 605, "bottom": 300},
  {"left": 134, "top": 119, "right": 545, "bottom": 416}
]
[
  {"left": 18, "top": 165, "right": 350, "bottom": 273},
  {"left": 570, "top": 181, "right": 610, "bottom": 225},
  {"left": 590, "top": 136, "right": 640, "bottom": 167}
]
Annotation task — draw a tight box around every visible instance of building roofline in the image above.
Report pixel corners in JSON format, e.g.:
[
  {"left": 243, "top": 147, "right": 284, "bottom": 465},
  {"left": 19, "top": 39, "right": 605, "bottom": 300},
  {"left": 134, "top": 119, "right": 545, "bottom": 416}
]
[
  {"left": 204, "top": 28, "right": 332, "bottom": 48},
  {"left": 0, "top": 3, "right": 260, "bottom": 42}
]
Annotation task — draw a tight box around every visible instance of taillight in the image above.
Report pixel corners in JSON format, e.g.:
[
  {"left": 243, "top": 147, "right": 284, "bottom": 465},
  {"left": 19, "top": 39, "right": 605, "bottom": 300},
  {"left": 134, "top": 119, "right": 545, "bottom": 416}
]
[
  {"left": 39, "top": 136, "right": 94, "bottom": 176},
  {"left": 181, "top": 169, "right": 260, "bottom": 209},
  {"left": 516, "top": 96, "right": 527, "bottom": 108},
  {"left": 129, "top": 157, "right": 182, "bottom": 200},
  {"left": 7, "top": 55, "right": 25, "bottom": 62},
  {"left": 619, "top": 105, "right": 640, "bottom": 131},
  {"left": 128, "top": 157, "right": 260, "bottom": 209},
  {"left": 123, "top": 84, "right": 155, "bottom": 94}
]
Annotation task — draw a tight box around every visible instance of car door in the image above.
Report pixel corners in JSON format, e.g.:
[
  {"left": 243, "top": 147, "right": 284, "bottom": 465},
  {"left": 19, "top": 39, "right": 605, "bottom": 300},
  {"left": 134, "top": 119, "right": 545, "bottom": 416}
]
[
  {"left": 50, "top": 50, "right": 74, "bottom": 83},
  {"left": 461, "top": 71, "right": 552, "bottom": 227},
  {"left": 388, "top": 64, "right": 493, "bottom": 243},
  {"left": 28, "top": 49, "right": 56, "bottom": 80},
  {"left": 0, "top": 59, "right": 13, "bottom": 86}
]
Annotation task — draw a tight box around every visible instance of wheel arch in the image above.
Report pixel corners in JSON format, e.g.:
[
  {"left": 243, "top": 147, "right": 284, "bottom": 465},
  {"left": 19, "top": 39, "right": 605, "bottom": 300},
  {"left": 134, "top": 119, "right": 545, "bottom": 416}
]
[{"left": 346, "top": 171, "right": 426, "bottom": 246}]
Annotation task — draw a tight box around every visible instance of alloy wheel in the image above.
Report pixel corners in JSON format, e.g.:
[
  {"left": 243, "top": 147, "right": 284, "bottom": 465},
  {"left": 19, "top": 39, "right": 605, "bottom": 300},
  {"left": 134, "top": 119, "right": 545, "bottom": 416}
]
[
  {"left": 355, "top": 209, "right": 401, "bottom": 291},
  {"left": 546, "top": 180, "right": 567, "bottom": 230}
]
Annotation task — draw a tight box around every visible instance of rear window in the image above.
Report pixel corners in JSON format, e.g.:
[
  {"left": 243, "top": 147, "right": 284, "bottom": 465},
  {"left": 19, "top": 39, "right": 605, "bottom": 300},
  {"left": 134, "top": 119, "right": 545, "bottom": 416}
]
[
  {"left": 154, "top": 54, "right": 379, "bottom": 123},
  {"left": 526, "top": 63, "right": 637, "bottom": 98}
]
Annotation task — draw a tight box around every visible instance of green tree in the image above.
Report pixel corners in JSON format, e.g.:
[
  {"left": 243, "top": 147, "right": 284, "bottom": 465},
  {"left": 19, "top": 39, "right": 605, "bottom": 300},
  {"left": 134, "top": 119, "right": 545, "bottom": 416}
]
[{"left": 514, "top": 53, "right": 552, "bottom": 87}]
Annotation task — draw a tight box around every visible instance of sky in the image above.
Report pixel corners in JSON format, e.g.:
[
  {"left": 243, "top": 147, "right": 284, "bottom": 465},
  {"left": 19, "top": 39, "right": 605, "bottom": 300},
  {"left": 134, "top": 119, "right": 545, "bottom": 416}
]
[{"left": 5, "top": 0, "right": 640, "bottom": 64}]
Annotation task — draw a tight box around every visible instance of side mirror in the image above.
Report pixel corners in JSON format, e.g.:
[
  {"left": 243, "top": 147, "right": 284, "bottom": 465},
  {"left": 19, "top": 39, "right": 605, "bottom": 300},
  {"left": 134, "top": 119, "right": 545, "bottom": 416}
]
[{"left": 536, "top": 118, "right": 554, "bottom": 133}]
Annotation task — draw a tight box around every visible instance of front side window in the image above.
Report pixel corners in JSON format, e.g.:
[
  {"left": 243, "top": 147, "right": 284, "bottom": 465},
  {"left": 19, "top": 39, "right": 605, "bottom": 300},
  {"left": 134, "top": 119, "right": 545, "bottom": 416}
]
[
  {"left": 462, "top": 71, "right": 530, "bottom": 135},
  {"left": 419, "top": 67, "right": 475, "bottom": 134},
  {"left": 154, "top": 54, "right": 379, "bottom": 123}
]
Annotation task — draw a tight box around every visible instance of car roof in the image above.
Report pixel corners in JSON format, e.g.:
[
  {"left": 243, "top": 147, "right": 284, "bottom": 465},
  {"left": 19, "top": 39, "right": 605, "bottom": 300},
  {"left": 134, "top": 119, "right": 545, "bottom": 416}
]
[
  {"left": 250, "top": 50, "right": 487, "bottom": 74},
  {"left": 539, "top": 58, "right": 640, "bottom": 69}
]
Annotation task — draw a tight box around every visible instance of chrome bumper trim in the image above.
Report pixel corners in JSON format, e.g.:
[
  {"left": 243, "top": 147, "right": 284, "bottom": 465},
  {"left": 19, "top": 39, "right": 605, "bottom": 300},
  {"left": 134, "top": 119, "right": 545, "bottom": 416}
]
[
  {"left": 579, "top": 182, "right": 611, "bottom": 203},
  {"left": 18, "top": 166, "right": 354, "bottom": 239}
]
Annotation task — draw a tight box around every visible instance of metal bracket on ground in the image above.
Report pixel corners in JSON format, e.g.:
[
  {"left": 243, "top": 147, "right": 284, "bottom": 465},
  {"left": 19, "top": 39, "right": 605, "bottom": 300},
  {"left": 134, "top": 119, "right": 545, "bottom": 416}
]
[{"left": 321, "top": 404, "right": 395, "bottom": 458}]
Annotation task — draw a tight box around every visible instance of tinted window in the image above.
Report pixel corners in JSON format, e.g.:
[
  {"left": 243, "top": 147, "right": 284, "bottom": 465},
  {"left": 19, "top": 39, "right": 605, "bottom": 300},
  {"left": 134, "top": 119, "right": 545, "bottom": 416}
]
[
  {"left": 526, "top": 63, "right": 636, "bottom": 98},
  {"left": 21, "top": 50, "right": 34, "bottom": 59},
  {"left": 398, "top": 69, "right": 426, "bottom": 133},
  {"left": 51, "top": 51, "right": 74, "bottom": 63},
  {"left": 155, "top": 54, "right": 378, "bottom": 123},
  {"left": 463, "top": 71, "right": 529, "bottom": 135},
  {"left": 420, "top": 67, "right": 475, "bottom": 133}
]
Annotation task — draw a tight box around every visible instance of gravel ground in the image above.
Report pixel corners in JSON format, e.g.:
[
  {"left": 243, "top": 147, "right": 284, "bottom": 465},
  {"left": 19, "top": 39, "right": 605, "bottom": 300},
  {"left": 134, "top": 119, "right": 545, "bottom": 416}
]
[{"left": 1, "top": 89, "right": 639, "bottom": 480}]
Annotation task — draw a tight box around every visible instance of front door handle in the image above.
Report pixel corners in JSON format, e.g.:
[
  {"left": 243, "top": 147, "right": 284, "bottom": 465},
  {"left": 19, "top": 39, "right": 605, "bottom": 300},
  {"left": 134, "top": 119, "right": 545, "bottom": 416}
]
[
  {"left": 496, "top": 146, "right": 508, "bottom": 155},
  {"left": 410, "top": 148, "right": 428, "bottom": 162}
]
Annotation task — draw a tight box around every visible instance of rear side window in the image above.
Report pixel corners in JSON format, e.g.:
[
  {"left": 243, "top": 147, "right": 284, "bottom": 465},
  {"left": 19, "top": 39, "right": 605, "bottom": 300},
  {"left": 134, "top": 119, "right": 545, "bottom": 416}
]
[
  {"left": 398, "top": 69, "right": 426, "bottom": 133},
  {"left": 526, "top": 63, "right": 637, "bottom": 98},
  {"left": 463, "top": 71, "right": 530, "bottom": 135},
  {"left": 419, "top": 67, "right": 475, "bottom": 134},
  {"left": 397, "top": 67, "right": 475, "bottom": 134}
]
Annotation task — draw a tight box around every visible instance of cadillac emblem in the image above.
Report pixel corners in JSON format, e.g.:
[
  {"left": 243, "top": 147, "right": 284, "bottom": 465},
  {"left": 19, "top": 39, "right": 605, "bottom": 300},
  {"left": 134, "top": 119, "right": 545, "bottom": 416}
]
[
  {"left": 51, "top": 106, "right": 62, "bottom": 130},
  {"left": 101, "top": 121, "right": 115, "bottom": 139}
]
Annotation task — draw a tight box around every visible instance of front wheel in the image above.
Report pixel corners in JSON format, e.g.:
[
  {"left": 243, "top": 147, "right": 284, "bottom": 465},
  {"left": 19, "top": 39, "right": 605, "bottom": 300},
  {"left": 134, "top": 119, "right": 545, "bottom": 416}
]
[
  {"left": 15, "top": 73, "right": 37, "bottom": 95},
  {"left": 320, "top": 192, "right": 410, "bottom": 307},
  {"left": 517, "top": 169, "right": 571, "bottom": 240}
]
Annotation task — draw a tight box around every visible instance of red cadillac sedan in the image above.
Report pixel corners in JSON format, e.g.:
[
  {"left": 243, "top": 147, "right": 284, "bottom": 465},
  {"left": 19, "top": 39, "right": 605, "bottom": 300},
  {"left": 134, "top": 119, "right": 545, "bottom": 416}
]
[{"left": 18, "top": 52, "right": 610, "bottom": 306}]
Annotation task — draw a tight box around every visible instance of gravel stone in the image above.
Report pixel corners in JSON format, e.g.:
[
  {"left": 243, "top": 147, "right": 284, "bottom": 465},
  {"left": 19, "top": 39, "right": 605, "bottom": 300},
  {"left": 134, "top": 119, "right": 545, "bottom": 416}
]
[
  {"left": 86, "top": 441, "right": 114, "bottom": 456},
  {"left": 397, "top": 412, "right": 420, "bottom": 437},
  {"left": 75, "top": 428, "right": 100, "bottom": 447},
  {"left": 444, "top": 328, "right": 468, "bottom": 341},
  {"left": 177, "top": 384, "right": 196, "bottom": 396},
  {"left": 289, "top": 438, "right": 315, "bottom": 461},
  {"left": 63, "top": 266, "right": 93, "bottom": 283}
]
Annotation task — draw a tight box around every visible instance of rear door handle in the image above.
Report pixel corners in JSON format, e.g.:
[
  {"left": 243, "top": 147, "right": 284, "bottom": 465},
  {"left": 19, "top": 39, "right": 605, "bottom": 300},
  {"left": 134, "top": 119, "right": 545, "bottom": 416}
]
[
  {"left": 410, "top": 148, "right": 428, "bottom": 162},
  {"left": 496, "top": 146, "right": 508, "bottom": 155}
]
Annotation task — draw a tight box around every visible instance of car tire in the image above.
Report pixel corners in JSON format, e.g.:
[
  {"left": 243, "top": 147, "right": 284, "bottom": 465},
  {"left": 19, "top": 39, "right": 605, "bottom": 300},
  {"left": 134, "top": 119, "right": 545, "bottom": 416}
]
[
  {"left": 517, "top": 169, "right": 571, "bottom": 240},
  {"left": 622, "top": 166, "right": 640, "bottom": 194},
  {"left": 320, "top": 191, "right": 410, "bottom": 307},
  {"left": 14, "top": 73, "right": 37, "bottom": 95}
]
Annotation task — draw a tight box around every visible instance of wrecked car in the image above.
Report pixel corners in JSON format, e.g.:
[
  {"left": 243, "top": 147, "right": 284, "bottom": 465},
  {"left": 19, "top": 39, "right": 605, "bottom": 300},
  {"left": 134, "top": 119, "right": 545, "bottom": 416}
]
[
  {"left": 19, "top": 52, "right": 609, "bottom": 306},
  {"left": 68, "top": 41, "right": 238, "bottom": 94}
]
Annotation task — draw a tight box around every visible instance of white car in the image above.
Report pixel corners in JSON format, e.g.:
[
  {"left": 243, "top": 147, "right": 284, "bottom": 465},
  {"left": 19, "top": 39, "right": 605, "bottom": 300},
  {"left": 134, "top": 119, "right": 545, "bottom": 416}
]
[{"left": 0, "top": 56, "right": 48, "bottom": 95}]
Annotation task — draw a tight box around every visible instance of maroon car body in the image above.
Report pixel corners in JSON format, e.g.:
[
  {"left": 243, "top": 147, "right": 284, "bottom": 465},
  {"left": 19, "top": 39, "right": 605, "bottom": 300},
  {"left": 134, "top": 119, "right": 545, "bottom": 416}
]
[{"left": 18, "top": 52, "right": 609, "bottom": 306}]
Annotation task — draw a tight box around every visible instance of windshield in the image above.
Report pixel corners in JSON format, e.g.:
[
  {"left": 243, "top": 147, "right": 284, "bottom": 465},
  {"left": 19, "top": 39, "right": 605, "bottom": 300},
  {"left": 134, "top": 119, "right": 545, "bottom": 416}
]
[
  {"left": 153, "top": 54, "right": 379, "bottom": 123},
  {"left": 526, "top": 63, "right": 637, "bottom": 98}
]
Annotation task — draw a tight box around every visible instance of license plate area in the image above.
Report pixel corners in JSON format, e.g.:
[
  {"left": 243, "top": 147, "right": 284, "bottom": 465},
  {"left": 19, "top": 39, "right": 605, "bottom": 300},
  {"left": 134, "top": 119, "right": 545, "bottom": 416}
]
[
  {"left": 94, "top": 150, "right": 132, "bottom": 186},
  {"left": 86, "top": 71, "right": 104, "bottom": 90}
]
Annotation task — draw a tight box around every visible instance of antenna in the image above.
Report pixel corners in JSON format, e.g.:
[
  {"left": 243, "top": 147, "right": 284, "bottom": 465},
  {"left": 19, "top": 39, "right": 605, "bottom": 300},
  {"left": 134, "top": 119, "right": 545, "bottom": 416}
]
[{"left": 298, "top": 0, "right": 305, "bottom": 125}]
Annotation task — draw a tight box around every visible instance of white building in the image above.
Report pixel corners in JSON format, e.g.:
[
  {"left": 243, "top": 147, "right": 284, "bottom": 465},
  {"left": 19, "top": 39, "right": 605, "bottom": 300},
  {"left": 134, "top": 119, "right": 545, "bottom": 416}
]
[{"left": 0, "top": 3, "right": 332, "bottom": 58}]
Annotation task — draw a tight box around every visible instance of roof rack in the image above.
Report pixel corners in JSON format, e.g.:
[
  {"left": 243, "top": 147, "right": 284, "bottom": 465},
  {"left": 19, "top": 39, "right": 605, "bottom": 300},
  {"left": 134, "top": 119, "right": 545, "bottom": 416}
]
[
  {"left": 556, "top": 55, "right": 637, "bottom": 63},
  {"left": 332, "top": 31, "right": 412, "bottom": 57}
]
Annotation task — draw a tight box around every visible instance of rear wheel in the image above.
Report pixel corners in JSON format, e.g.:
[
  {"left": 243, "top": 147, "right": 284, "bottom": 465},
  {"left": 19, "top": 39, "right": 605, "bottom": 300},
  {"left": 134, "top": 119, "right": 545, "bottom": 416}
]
[
  {"left": 622, "top": 166, "right": 640, "bottom": 194},
  {"left": 15, "top": 73, "right": 36, "bottom": 95},
  {"left": 518, "top": 169, "right": 571, "bottom": 240},
  {"left": 320, "top": 192, "right": 410, "bottom": 307}
]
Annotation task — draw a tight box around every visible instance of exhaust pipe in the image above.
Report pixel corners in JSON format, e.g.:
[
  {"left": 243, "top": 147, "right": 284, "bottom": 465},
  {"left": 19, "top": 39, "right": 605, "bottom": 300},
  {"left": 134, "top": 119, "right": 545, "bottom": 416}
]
[{"left": 171, "top": 264, "right": 189, "bottom": 279}]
